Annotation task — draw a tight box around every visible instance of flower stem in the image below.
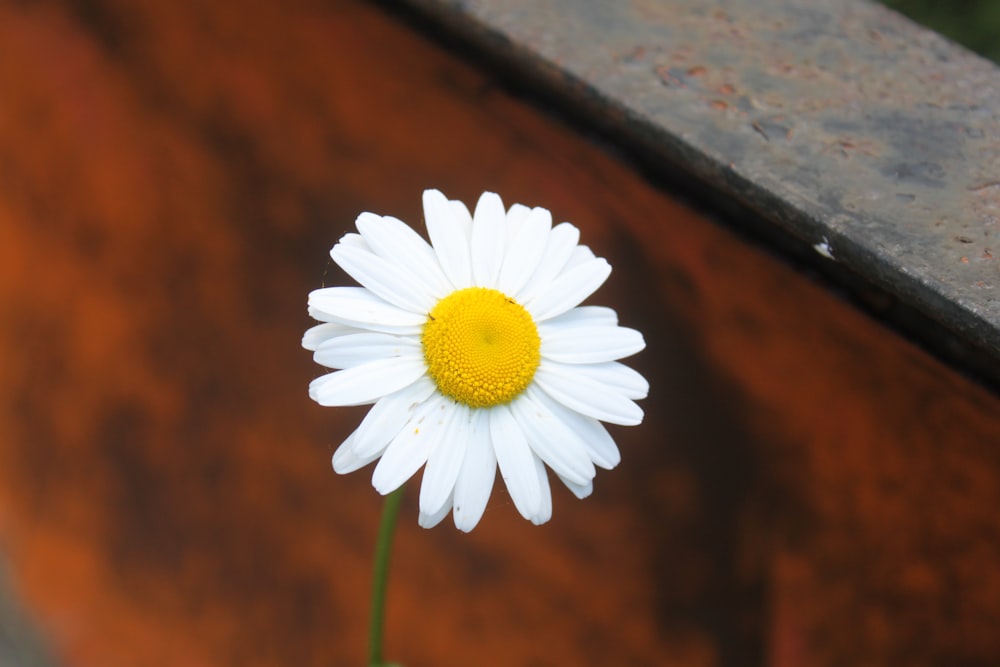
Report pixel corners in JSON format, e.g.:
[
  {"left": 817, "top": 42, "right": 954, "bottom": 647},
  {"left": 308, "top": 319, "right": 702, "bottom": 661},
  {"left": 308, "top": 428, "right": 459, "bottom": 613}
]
[{"left": 368, "top": 485, "right": 405, "bottom": 667}]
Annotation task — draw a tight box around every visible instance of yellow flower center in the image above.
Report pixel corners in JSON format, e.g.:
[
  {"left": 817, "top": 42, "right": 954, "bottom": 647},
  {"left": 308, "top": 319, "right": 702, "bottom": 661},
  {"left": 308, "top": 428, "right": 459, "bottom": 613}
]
[{"left": 422, "top": 287, "right": 541, "bottom": 408}]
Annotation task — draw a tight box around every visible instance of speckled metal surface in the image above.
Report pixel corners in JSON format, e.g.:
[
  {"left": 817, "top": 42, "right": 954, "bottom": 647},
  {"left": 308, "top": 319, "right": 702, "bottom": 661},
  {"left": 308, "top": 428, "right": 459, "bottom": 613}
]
[{"left": 398, "top": 0, "right": 1000, "bottom": 365}]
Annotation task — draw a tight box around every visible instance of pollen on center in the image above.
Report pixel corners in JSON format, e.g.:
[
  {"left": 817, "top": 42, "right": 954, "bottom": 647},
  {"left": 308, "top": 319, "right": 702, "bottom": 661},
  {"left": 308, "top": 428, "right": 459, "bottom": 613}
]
[{"left": 421, "top": 287, "right": 541, "bottom": 408}]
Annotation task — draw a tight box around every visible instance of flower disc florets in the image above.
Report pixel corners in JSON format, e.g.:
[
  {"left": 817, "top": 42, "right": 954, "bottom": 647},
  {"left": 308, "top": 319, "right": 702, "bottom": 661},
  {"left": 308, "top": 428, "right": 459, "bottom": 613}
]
[{"left": 422, "top": 287, "right": 540, "bottom": 408}]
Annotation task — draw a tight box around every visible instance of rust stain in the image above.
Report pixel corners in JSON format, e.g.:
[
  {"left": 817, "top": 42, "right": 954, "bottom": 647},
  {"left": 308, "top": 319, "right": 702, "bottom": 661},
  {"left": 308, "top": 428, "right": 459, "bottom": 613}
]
[
  {"left": 751, "top": 120, "right": 770, "bottom": 142},
  {"left": 655, "top": 65, "right": 686, "bottom": 87},
  {"left": 621, "top": 45, "right": 646, "bottom": 64},
  {"left": 968, "top": 180, "right": 1000, "bottom": 192}
]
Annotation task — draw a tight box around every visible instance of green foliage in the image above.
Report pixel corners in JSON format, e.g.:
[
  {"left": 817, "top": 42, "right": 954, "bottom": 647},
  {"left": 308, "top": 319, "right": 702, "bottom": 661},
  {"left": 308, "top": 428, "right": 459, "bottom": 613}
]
[{"left": 881, "top": 0, "right": 1000, "bottom": 63}]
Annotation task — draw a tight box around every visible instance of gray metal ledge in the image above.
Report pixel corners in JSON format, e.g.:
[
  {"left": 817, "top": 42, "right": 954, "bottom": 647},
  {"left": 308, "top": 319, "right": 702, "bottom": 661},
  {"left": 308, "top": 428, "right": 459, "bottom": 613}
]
[{"left": 396, "top": 0, "right": 1000, "bottom": 378}]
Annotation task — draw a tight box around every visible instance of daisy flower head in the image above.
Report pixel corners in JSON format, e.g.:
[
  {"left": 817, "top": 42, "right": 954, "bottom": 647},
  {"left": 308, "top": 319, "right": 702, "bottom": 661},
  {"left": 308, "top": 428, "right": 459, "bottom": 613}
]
[{"left": 304, "top": 190, "right": 648, "bottom": 531}]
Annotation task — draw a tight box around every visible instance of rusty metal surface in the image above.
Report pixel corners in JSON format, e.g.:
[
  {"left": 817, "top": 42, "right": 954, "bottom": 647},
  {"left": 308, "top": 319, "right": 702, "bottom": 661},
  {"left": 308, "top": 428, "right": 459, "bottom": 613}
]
[
  {"left": 396, "top": 0, "right": 1000, "bottom": 368},
  {"left": 0, "top": 559, "right": 58, "bottom": 667}
]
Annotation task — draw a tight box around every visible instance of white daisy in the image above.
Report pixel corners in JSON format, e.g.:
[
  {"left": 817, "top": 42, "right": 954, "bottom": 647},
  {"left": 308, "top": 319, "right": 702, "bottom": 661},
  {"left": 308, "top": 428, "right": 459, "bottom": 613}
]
[{"left": 304, "top": 189, "right": 648, "bottom": 531}]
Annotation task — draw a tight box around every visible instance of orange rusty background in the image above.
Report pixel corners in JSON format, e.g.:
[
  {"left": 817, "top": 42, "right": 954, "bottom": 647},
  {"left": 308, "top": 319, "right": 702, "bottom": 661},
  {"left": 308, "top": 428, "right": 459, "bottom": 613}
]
[{"left": 0, "top": 1, "right": 998, "bottom": 666}]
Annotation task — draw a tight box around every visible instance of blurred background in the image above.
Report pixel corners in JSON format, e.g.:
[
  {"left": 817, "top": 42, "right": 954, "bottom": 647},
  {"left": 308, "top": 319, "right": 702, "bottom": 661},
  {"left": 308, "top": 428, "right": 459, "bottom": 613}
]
[
  {"left": 1, "top": 1, "right": 999, "bottom": 666},
  {"left": 883, "top": 0, "right": 1000, "bottom": 63}
]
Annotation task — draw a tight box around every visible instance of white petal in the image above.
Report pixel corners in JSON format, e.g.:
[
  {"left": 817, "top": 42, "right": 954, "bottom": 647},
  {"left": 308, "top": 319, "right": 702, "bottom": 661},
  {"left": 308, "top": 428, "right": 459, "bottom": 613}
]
[
  {"left": 564, "top": 244, "right": 596, "bottom": 269},
  {"left": 505, "top": 203, "right": 532, "bottom": 238},
  {"left": 530, "top": 454, "right": 553, "bottom": 525},
  {"left": 453, "top": 410, "right": 496, "bottom": 532},
  {"left": 497, "top": 206, "right": 552, "bottom": 297},
  {"left": 314, "top": 332, "right": 421, "bottom": 369},
  {"left": 308, "top": 287, "right": 424, "bottom": 334},
  {"left": 423, "top": 189, "right": 472, "bottom": 289},
  {"left": 302, "top": 322, "right": 361, "bottom": 351},
  {"left": 308, "top": 356, "right": 426, "bottom": 407},
  {"left": 351, "top": 377, "right": 438, "bottom": 459},
  {"left": 530, "top": 387, "right": 621, "bottom": 469},
  {"left": 558, "top": 475, "right": 593, "bottom": 500},
  {"left": 371, "top": 394, "right": 452, "bottom": 494},
  {"left": 490, "top": 405, "right": 542, "bottom": 521},
  {"left": 449, "top": 199, "right": 474, "bottom": 231},
  {"left": 541, "top": 325, "right": 645, "bottom": 364},
  {"left": 515, "top": 222, "right": 580, "bottom": 303},
  {"left": 356, "top": 212, "right": 452, "bottom": 299},
  {"left": 556, "top": 360, "right": 649, "bottom": 400},
  {"left": 534, "top": 360, "right": 644, "bottom": 426},
  {"left": 307, "top": 308, "right": 420, "bottom": 336},
  {"left": 537, "top": 306, "right": 618, "bottom": 334},
  {"left": 330, "top": 242, "right": 436, "bottom": 313},
  {"left": 471, "top": 192, "right": 507, "bottom": 288},
  {"left": 419, "top": 403, "right": 468, "bottom": 518},
  {"left": 525, "top": 257, "right": 611, "bottom": 322},
  {"left": 338, "top": 232, "right": 370, "bottom": 250},
  {"left": 418, "top": 492, "right": 453, "bottom": 529},
  {"left": 332, "top": 432, "right": 381, "bottom": 474},
  {"left": 509, "top": 390, "right": 595, "bottom": 486}
]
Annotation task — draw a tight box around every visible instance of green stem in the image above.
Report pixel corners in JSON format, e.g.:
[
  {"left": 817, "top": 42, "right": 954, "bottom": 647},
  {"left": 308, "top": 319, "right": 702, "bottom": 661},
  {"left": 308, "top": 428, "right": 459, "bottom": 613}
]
[{"left": 368, "top": 485, "right": 405, "bottom": 667}]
